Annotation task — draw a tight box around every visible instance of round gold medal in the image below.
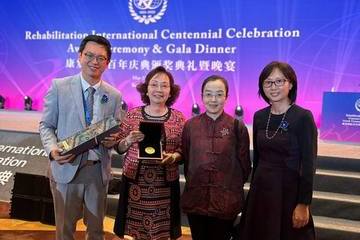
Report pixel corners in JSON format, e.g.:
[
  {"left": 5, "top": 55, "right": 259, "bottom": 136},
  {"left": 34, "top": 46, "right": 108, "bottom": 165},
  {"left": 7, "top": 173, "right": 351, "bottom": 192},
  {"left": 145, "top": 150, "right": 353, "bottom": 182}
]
[{"left": 145, "top": 147, "right": 155, "bottom": 154}]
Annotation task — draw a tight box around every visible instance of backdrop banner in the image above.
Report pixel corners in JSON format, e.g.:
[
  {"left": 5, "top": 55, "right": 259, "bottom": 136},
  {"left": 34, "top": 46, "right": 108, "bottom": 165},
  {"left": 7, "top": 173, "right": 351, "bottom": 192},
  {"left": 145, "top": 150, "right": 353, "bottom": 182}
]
[
  {"left": 0, "top": 130, "right": 48, "bottom": 201},
  {"left": 0, "top": 0, "right": 359, "bottom": 124},
  {"left": 320, "top": 92, "right": 360, "bottom": 143}
]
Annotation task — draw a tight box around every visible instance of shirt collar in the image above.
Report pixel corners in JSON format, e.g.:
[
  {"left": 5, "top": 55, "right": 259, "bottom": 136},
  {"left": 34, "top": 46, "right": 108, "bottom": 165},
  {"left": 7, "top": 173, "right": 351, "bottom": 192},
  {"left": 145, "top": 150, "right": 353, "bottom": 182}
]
[
  {"left": 203, "top": 111, "right": 225, "bottom": 122},
  {"left": 80, "top": 74, "right": 101, "bottom": 93}
]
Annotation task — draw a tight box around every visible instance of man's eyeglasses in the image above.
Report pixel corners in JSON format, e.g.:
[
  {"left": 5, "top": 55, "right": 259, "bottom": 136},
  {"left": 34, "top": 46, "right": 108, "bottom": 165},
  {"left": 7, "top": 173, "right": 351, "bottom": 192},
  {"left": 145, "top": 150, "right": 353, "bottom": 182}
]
[
  {"left": 83, "top": 52, "right": 108, "bottom": 64},
  {"left": 263, "top": 78, "right": 288, "bottom": 88}
]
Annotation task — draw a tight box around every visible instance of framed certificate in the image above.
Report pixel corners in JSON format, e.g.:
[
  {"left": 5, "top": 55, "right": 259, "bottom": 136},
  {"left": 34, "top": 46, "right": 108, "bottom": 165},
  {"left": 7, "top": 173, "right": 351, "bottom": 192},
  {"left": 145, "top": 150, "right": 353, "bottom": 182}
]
[{"left": 57, "top": 117, "right": 119, "bottom": 155}]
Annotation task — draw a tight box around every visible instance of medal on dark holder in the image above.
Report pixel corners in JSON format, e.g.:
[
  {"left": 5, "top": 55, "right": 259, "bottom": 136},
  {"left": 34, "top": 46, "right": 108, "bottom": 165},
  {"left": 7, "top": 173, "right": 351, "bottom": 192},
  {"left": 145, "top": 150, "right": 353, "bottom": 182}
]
[
  {"left": 138, "top": 121, "right": 164, "bottom": 159},
  {"left": 145, "top": 146, "right": 155, "bottom": 155}
]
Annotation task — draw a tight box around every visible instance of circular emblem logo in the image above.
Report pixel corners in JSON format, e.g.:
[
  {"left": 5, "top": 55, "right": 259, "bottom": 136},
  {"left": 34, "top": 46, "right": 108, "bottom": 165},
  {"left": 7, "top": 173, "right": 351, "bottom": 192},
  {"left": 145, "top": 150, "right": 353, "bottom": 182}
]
[
  {"left": 355, "top": 98, "right": 360, "bottom": 112},
  {"left": 129, "top": 0, "right": 168, "bottom": 24},
  {"left": 145, "top": 146, "right": 155, "bottom": 154},
  {"left": 134, "top": 0, "right": 162, "bottom": 9}
]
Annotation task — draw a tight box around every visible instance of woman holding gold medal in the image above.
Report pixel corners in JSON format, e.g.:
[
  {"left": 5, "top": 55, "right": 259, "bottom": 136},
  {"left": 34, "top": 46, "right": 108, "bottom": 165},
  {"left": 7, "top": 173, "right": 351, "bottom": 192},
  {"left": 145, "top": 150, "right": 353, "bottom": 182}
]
[{"left": 113, "top": 66, "right": 185, "bottom": 240}]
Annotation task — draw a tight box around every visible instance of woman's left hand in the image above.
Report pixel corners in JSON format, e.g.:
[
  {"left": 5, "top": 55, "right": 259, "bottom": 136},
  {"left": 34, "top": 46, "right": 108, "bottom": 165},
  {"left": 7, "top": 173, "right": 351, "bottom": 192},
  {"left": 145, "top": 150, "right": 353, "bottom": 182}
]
[
  {"left": 101, "top": 133, "right": 120, "bottom": 149},
  {"left": 292, "top": 204, "right": 310, "bottom": 228},
  {"left": 161, "top": 152, "right": 180, "bottom": 165}
]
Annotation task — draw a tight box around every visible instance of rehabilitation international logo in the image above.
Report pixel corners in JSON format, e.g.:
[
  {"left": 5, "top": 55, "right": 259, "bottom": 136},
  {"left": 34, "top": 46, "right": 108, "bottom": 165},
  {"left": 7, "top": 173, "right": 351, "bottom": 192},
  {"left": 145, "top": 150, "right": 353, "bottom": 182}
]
[
  {"left": 355, "top": 98, "right": 360, "bottom": 112},
  {"left": 129, "top": 0, "right": 168, "bottom": 25}
]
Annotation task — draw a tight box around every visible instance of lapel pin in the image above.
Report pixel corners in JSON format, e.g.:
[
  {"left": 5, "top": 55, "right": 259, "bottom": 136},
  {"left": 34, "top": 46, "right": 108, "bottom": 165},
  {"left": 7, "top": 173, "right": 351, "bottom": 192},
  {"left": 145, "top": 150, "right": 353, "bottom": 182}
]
[{"left": 101, "top": 94, "right": 108, "bottom": 104}]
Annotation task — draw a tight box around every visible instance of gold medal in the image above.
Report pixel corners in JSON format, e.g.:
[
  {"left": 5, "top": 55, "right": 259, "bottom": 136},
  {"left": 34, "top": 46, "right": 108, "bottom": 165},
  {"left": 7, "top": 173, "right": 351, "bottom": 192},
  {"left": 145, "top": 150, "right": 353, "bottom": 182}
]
[{"left": 145, "top": 147, "right": 155, "bottom": 154}]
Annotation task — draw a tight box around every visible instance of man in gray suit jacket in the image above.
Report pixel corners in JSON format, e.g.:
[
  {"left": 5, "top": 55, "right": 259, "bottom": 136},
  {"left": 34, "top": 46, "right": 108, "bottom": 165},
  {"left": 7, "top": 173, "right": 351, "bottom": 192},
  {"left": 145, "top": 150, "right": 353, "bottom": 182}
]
[{"left": 39, "top": 35, "right": 124, "bottom": 240}]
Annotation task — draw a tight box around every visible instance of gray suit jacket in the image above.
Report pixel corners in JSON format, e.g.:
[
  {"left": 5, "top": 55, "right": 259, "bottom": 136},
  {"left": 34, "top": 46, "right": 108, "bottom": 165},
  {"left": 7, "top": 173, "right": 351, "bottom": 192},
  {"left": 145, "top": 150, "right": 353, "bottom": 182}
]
[{"left": 39, "top": 74, "right": 124, "bottom": 184}]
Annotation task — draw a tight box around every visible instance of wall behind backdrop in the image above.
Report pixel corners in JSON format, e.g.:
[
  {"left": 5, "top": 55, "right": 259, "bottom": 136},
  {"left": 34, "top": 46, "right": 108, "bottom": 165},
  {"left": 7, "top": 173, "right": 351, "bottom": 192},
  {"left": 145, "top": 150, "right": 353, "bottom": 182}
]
[{"left": 0, "top": 0, "right": 359, "bottom": 124}]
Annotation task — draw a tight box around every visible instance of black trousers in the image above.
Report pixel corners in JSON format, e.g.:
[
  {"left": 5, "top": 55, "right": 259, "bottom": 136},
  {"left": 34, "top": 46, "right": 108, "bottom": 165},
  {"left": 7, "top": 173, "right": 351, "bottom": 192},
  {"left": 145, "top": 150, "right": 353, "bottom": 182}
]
[{"left": 187, "top": 213, "right": 235, "bottom": 240}]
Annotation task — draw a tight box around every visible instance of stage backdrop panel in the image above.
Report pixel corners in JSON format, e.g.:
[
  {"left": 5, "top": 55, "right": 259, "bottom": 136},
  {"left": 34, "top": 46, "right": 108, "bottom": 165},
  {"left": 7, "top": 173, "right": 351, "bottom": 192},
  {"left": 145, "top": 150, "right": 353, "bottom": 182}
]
[
  {"left": 0, "top": 130, "right": 48, "bottom": 201},
  {"left": 0, "top": 0, "right": 359, "bottom": 124},
  {"left": 320, "top": 92, "right": 360, "bottom": 143}
]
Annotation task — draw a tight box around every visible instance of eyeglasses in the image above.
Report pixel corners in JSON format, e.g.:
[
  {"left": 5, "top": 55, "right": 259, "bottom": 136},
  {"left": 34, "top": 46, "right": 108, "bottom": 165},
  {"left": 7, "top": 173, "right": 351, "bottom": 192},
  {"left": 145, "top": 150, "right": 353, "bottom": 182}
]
[
  {"left": 263, "top": 78, "right": 288, "bottom": 88},
  {"left": 83, "top": 52, "right": 108, "bottom": 64},
  {"left": 148, "top": 83, "right": 170, "bottom": 89}
]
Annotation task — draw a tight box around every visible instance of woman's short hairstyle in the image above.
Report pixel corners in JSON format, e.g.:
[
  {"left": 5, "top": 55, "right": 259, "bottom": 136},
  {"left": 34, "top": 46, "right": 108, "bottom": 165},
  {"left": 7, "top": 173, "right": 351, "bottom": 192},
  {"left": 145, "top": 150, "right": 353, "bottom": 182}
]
[
  {"left": 136, "top": 66, "right": 180, "bottom": 106},
  {"left": 258, "top": 61, "right": 298, "bottom": 104},
  {"left": 201, "top": 75, "right": 229, "bottom": 97}
]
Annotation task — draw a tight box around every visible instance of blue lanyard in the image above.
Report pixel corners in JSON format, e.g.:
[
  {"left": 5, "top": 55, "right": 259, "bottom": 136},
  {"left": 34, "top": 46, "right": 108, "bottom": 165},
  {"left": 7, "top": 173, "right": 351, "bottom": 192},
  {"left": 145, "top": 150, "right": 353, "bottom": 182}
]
[{"left": 82, "top": 89, "right": 92, "bottom": 126}]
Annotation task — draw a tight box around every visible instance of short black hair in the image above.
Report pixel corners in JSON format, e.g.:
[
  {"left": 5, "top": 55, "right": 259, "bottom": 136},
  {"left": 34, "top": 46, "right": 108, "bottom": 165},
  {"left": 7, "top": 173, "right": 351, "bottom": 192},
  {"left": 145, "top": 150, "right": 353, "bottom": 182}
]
[
  {"left": 78, "top": 35, "right": 112, "bottom": 61},
  {"left": 136, "top": 66, "right": 180, "bottom": 106},
  {"left": 258, "top": 61, "right": 297, "bottom": 104},
  {"left": 201, "top": 75, "right": 229, "bottom": 97}
]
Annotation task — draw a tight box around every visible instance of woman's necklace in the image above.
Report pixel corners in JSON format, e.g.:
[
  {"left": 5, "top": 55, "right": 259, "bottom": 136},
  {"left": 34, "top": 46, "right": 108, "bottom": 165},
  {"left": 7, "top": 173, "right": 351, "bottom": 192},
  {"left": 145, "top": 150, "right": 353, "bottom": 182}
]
[
  {"left": 145, "top": 105, "right": 168, "bottom": 117},
  {"left": 265, "top": 104, "right": 293, "bottom": 139}
]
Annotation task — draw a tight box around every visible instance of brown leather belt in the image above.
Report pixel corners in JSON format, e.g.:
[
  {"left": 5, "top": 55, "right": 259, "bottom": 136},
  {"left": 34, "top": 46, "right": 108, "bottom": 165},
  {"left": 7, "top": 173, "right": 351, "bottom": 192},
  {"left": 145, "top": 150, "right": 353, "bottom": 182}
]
[{"left": 85, "top": 160, "right": 101, "bottom": 166}]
